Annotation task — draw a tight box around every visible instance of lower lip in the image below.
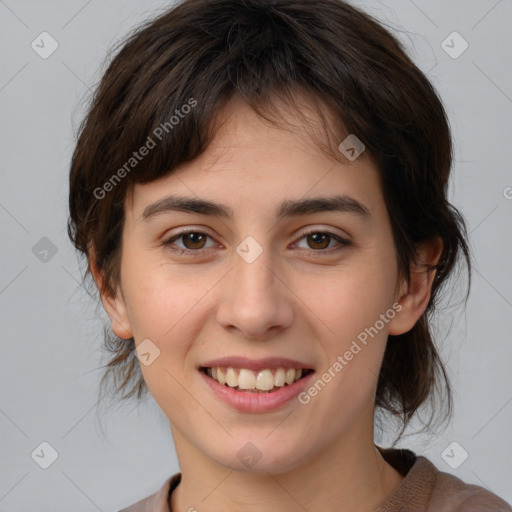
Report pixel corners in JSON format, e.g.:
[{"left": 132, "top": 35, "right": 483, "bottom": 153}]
[{"left": 199, "top": 369, "right": 315, "bottom": 413}]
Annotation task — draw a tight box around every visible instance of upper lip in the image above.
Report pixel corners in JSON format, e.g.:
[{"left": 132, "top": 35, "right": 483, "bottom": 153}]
[{"left": 199, "top": 356, "right": 314, "bottom": 372}]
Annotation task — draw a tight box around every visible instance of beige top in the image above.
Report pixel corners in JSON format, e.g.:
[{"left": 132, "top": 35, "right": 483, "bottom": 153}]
[{"left": 118, "top": 447, "right": 512, "bottom": 511}]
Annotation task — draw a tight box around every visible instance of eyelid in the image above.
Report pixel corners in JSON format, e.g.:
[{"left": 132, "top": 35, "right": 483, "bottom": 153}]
[
  {"left": 291, "top": 228, "right": 351, "bottom": 254},
  {"left": 162, "top": 225, "right": 352, "bottom": 256},
  {"left": 295, "top": 226, "right": 352, "bottom": 242},
  {"left": 163, "top": 227, "right": 220, "bottom": 250},
  {"left": 163, "top": 224, "right": 351, "bottom": 242}
]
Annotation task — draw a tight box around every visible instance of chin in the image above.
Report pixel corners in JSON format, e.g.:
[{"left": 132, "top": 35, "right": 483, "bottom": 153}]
[{"left": 209, "top": 439, "right": 307, "bottom": 476}]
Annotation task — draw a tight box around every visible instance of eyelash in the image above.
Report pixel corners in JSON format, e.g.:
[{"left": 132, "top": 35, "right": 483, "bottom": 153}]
[{"left": 162, "top": 228, "right": 351, "bottom": 257}]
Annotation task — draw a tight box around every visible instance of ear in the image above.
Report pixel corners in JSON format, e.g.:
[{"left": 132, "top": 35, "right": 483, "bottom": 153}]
[
  {"left": 89, "top": 248, "right": 133, "bottom": 340},
  {"left": 388, "top": 237, "right": 443, "bottom": 336}
]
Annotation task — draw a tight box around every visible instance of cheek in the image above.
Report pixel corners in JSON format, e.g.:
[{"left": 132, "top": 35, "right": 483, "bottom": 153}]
[
  {"left": 301, "top": 258, "right": 397, "bottom": 396},
  {"left": 121, "top": 252, "right": 206, "bottom": 339},
  {"left": 305, "top": 266, "right": 394, "bottom": 338},
  {"left": 121, "top": 262, "right": 202, "bottom": 407}
]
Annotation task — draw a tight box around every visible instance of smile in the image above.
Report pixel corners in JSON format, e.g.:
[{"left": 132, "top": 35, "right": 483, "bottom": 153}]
[{"left": 201, "top": 366, "right": 314, "bottom": 393}]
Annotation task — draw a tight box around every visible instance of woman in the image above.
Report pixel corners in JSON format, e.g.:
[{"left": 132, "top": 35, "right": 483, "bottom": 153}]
[{"left": 67, "top": 0, "right": 512, "bottom": 510}]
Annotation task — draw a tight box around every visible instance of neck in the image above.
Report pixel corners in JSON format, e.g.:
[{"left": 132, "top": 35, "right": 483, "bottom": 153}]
[{"left": 169, "top": 421, "right": 404, "bottom": 512}]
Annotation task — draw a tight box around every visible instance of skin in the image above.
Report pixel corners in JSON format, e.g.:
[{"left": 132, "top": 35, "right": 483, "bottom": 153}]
[{"left": 92, "top": 94, "right": 442, "bottom": 512}]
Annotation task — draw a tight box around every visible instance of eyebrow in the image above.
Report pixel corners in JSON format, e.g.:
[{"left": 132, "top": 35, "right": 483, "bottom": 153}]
[{"left": 140, "top": 194, "right": 371, "bottom": 222}]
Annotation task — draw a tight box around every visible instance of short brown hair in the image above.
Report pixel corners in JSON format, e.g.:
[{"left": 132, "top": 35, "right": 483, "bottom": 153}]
[{"left": 67, "top": 0, "right": 471, "bottom": 439}]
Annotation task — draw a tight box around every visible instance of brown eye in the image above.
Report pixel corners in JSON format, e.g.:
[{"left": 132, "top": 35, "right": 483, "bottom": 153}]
[
  {"left": 306, "top": 233, "right": 331, "bottom": 250},
  {"left": 294, "top": 230, "right": 351, "bottom": 255},
  {"left": 180, "top": 232, "right": 207, "bottom": 250},
  {"left": 162, "top": 230, "right": 216, "bottom": 255}
]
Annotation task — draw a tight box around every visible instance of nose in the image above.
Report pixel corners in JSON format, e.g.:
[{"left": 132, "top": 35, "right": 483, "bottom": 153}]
[{"left": 215, "top": 243, "right": 294, "bottom": 339}]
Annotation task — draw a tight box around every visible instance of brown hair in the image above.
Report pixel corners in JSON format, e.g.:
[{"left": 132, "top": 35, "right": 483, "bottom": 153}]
[{"left": 67, "top": 0, "right": 471, "bottom": 439}]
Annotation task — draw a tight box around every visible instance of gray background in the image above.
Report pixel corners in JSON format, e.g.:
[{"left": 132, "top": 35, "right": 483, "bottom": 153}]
[{"left": 1, "top": 0, "right": 511, "bottom": 510}]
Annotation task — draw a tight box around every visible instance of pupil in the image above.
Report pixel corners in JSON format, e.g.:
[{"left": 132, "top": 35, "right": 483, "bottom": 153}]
[
  {"left": 186, "top": 233, "right": 204, "bottom": 248},
  {"left": 309, "top": 233, "right": 329, "bottom": 249}
]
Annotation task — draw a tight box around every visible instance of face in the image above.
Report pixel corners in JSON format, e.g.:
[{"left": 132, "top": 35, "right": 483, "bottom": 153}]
[{"left": 100, "top": 94, "right": 426, "bottom": 474}]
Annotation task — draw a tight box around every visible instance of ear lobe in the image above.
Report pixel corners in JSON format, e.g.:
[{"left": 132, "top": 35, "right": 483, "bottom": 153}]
[
  {"left": 388, "top": 237, "right": 443, "bottom": 336},
  {"left": 89, "top": 248, "right": 133, "bottom": 340}
]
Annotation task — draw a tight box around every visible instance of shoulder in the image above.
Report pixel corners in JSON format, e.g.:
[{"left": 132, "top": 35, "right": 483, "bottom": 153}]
[
  {"left": 424, "top": 458, "right": 511, "bottom": 512},
  {"left": 377, "top": 447, "right": 511, "bottom": 512},
  {"left": 117, "top": 473, "right": 181, "bottom": 512}
]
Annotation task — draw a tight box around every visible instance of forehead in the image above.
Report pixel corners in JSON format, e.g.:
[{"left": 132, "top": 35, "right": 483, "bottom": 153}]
[{"left": 126, "top": 94, "right": 384, "bottom": 223}]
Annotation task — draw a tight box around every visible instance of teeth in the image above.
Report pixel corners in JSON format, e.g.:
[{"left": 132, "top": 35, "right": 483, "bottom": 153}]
[
  {"left": 274, "top": 368, "right": 286, "bottom": 387},
  {"left": 285, "top": 368, "right": 296, "bottom": 385},
  {"left": 255, "top": 369, "right": 274, "bottom": 390},
  {"left": 205, "top": 367, "right": 306, "bottom": 392},
  {"left": 239, "top": 369, "right": 257, "bottom": 389},
  {"left": 226, "top": 367, "right": 238, "bottom": 387}
]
